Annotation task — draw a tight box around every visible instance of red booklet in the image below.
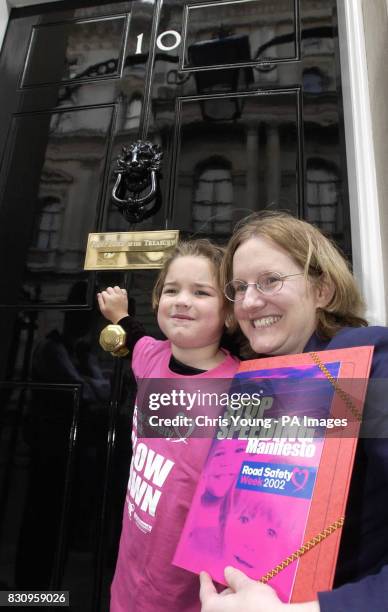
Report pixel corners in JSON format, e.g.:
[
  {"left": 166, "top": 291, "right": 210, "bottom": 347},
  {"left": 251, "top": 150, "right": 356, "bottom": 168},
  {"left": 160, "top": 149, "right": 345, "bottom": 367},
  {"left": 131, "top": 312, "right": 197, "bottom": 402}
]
[{"left": 173, "top": 346, "right": 374, "bottom": 602}]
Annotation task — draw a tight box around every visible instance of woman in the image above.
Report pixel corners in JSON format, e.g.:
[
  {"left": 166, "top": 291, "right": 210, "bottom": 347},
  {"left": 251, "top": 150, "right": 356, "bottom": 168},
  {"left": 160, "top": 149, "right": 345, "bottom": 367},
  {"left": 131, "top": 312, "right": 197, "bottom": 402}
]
[{"left": 200, "top": 211, "right": 388, "bottom": 612}]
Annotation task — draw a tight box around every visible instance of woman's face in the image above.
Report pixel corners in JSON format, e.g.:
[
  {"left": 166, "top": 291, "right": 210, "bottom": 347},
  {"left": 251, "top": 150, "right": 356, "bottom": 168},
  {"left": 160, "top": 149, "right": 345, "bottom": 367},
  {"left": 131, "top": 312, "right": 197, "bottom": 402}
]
[{"left": 232, "top": 236, "right": 327, "bottom": 356}]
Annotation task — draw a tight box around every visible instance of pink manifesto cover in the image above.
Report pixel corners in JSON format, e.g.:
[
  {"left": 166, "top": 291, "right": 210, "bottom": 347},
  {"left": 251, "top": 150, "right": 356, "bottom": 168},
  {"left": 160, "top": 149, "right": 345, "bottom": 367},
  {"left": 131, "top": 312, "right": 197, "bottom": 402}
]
[{"left": 173, "top": 347, "right": 373, "bottom": 602}]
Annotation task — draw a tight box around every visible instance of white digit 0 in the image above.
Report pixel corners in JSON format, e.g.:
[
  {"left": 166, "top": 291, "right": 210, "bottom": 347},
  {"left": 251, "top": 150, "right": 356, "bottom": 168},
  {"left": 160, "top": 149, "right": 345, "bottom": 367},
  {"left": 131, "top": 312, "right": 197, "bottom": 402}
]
[{"left": 156, "top": 30, "right": 181, "bottom": 52}]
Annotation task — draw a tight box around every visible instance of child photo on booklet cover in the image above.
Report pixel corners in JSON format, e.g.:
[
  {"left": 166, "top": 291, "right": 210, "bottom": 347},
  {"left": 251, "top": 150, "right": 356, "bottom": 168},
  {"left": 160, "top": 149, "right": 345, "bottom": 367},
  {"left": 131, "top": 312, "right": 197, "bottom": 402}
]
[
  {"left": 221, "top": 489, "right": 300, "bottom": 575},
  {"left": 186, "top": 439, "right": 246, "bottom": 559}
]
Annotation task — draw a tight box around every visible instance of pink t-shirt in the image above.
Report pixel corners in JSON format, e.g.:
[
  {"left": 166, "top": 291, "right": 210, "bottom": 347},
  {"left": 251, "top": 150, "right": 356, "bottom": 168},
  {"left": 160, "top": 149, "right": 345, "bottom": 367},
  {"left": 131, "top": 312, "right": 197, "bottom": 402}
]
[{"left": 111, "top": 337, "right": 239, "bottom": 612}]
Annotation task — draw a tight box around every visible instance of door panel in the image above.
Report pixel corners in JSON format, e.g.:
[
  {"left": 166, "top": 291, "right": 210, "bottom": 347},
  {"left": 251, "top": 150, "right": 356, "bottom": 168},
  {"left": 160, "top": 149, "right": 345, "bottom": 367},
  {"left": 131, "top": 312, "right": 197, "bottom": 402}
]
[
  {"left": 0, "top": 1, "right": 350, "bottom": 610},
  {"left": 0, "top": 106, "right": 115, "bottom": 306},
  {"left": 182, "top": 0, "right": 299, "bottom": 68},
  {"left": 170, "top": 90, "right": 300, "bottom": 233},
  {"left": 22, "top": 16, "right": 128, "bottom": 87},
  {"left": 0, "top": 384, "right": 80, "bottom": 586}
]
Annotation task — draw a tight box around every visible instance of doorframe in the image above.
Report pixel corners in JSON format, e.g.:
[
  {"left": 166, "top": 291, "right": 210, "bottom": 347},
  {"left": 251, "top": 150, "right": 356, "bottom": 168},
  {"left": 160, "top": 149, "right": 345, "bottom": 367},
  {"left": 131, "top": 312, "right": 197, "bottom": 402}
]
[
  {"left": 0, "top": 0, "right": 385, "bottom": 324},
  {"left": 337, "top": 0, "right": 386, "bottom": 325}
]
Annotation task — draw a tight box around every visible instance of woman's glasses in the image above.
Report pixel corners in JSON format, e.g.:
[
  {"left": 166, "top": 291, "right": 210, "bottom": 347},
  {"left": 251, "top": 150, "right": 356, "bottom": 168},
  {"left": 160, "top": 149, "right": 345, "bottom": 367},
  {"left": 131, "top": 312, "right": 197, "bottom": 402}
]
[{"left": 224, "top": 272, "right": 304, "bottom": 302}]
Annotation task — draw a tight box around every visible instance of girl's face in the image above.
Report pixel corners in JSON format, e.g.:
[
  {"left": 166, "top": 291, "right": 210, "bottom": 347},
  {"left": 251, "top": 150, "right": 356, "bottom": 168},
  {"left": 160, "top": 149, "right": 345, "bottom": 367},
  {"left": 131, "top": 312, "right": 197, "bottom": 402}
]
[
  {"left": 232, "top": 236, "right": 327, "bottom": 356},
  {"left": 205, "top": 440, "right": 246, "bottom": 498},
  {"left": 157, "top": 255, "right": 225, "bottom": 352},
  {"left": 224, "top": 498, "right": 290, "bottom": 573}
]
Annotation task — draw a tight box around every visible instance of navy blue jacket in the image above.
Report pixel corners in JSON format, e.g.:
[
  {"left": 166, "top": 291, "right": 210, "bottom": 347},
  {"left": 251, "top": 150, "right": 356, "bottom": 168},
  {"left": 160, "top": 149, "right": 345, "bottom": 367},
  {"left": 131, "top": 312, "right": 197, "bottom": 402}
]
[{"left": 304, "top": 327, "right": 388, "bottom": 611}]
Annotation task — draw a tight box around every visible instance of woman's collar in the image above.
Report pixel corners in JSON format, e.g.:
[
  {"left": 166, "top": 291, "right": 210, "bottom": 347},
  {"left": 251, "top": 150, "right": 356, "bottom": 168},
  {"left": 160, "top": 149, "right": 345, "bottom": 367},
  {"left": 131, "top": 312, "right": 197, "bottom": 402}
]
[{"left": 303, "top": 331, "right": 327, "bottom": 353}]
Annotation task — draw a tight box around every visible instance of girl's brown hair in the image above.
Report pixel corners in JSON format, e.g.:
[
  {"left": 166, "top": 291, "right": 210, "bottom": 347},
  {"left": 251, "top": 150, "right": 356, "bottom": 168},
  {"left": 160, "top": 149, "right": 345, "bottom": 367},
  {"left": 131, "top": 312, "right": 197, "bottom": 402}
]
[
  {"left": 152, "top": 239, "right": 225, "bottom": 312},
  {"left": 221, "top": 211, "right": 367, "bottom": 342}
]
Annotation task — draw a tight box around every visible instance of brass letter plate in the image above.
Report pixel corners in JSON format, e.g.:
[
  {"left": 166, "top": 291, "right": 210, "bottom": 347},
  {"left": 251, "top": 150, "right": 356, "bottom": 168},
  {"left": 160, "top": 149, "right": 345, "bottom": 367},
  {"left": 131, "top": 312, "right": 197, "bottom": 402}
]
[{"left": 84, "top": 230, "right": 180, "bottom": 270}]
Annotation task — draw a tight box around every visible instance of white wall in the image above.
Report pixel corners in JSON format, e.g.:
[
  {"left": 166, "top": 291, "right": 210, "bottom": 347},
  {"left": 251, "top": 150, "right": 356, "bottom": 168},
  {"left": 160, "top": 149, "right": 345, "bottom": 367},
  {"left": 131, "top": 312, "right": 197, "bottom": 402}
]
[
  {"left": 337, "top": 0, "right": 386, "bottom": 325},
  {"left": 361, "top": 0, "right": 388, "bottom": 322},
  {"left": 0, "top": 1, "right": 10, "bottom": 51}
]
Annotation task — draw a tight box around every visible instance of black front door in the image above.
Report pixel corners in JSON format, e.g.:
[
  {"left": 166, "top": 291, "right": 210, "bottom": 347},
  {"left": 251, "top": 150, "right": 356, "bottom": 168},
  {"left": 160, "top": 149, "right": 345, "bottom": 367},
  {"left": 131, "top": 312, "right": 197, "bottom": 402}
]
[{"left": 0, "top": 1, "right": 349, "bottom": 610}]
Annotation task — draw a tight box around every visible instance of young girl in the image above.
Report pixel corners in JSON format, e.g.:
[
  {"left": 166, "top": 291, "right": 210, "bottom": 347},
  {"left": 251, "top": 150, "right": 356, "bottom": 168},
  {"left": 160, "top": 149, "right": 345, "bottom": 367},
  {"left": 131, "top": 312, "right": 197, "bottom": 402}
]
[{"left": 97, "top": 240, "right": 239, "bottom": 612}]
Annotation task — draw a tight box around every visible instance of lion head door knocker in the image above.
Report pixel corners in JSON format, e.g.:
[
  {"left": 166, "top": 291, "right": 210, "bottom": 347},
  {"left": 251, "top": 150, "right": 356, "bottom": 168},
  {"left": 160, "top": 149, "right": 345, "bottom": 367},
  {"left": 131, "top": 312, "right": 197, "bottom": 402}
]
[{"left": 111, "top": 140, "right": 163, "bottom": 223}]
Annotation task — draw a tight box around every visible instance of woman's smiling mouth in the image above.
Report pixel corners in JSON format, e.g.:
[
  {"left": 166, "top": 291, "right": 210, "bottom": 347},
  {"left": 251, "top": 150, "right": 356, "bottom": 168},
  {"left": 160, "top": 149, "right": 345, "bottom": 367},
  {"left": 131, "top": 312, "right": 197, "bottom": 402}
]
[{"left": 252, "top": 315, "right": 282, "bottom": 328}]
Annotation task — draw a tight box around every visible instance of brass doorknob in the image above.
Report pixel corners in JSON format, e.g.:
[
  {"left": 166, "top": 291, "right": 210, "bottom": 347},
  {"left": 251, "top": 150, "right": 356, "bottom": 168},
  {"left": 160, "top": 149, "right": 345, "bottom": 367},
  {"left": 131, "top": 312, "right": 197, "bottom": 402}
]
[{"left": 99, "top": 324, "right": 129, "bottom": 357}]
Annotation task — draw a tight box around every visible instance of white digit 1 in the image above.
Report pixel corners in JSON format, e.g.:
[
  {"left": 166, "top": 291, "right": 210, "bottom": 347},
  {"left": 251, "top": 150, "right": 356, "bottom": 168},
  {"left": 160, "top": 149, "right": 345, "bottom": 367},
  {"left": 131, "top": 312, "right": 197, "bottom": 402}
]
[
  {"left": 135, "top": 33, "right": 143, "bottom": 55},
  {"left": 156, "top": 30, "right": 181, "bottom": 52}
]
